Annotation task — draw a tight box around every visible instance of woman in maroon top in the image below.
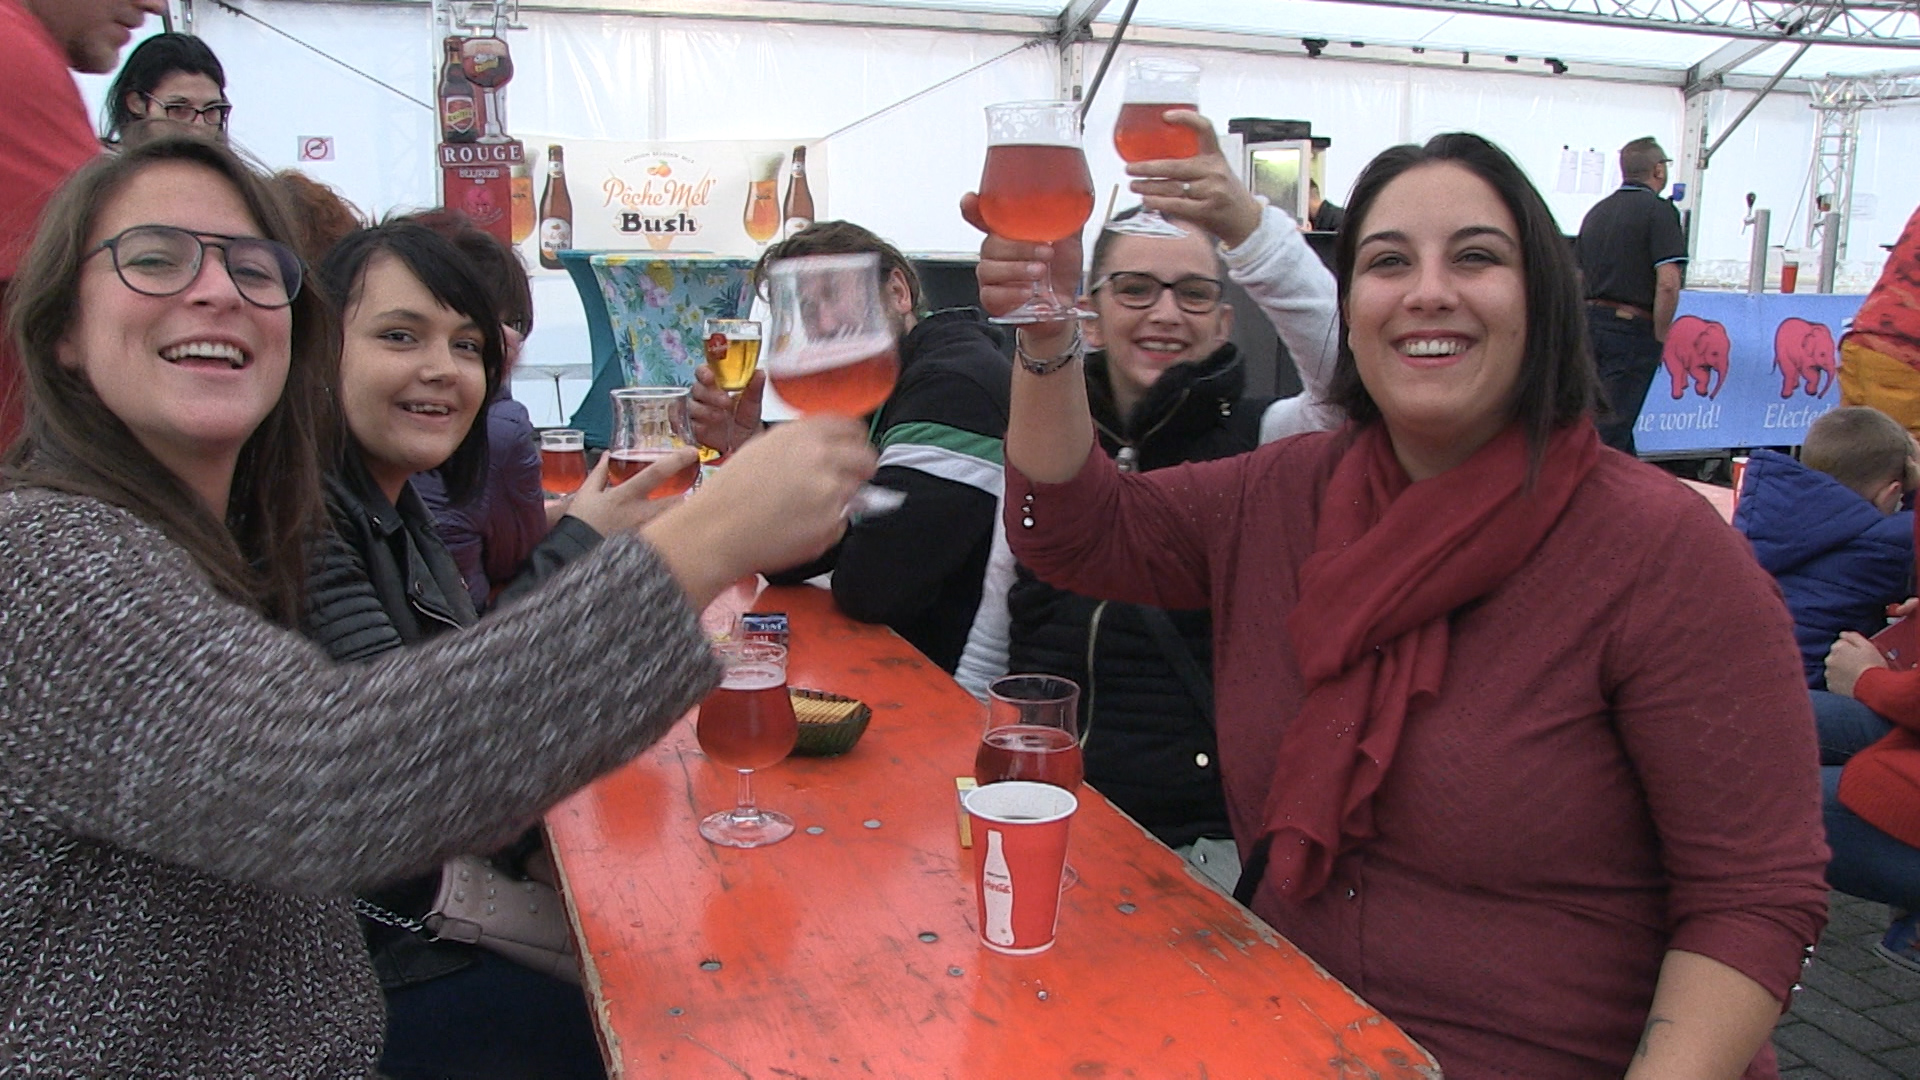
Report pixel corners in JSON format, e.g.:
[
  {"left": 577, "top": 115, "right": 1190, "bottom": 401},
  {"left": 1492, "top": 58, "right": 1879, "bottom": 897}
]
[{"left": 966, "top": 133, "right": 1829, "bottom": 1078}]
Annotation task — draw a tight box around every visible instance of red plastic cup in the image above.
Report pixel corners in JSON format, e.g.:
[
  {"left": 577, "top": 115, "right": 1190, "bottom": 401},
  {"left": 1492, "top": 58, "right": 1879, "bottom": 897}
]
[{"left": 964, "top": 781, "right": 1077, "bottom": 955}]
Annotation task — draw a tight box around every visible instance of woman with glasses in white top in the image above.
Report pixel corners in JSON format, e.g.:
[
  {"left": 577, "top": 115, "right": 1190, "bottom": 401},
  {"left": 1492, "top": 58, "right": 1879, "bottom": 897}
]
[{"left": 103, "top": 32, "right": 231, "bottom": 147}]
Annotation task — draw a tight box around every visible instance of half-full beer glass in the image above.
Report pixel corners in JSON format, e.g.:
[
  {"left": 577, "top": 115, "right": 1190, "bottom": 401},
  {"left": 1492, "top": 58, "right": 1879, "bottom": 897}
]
[
  {"left": 610, "top": 387, "right": 698, "bottom": 499},
  {"left": 977, "top": 101, "right": 1095, "bottom": 324}
]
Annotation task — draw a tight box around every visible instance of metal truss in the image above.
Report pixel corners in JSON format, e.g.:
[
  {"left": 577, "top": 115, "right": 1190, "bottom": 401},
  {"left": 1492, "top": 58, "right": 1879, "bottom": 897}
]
[
  {"left": 1335, "top": 0, "right": 1920, "bottom": 47},
  {"left": 1803, "top": 67, "right": 1920, "bottom": 256}
]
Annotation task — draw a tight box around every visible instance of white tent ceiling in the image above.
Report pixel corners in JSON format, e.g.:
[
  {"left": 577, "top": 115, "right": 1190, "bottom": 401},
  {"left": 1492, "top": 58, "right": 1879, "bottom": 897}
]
[{"left": 663, "top": 0, "right": 1920, "bottom": 82}]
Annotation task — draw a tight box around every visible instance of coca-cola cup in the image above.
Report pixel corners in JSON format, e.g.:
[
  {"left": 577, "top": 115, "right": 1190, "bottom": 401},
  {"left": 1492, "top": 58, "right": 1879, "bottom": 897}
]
[{"left": 963, "top": 781, "right": 1078, "bottom": 955}]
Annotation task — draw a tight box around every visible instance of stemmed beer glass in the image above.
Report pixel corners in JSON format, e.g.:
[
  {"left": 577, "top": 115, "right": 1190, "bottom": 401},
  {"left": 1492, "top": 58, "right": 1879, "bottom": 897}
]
[
  {"left": 762, "top": 252, "right": 905, "bottom": 515},
  {"left": 697, "top": 642, "right": 800, "bottom": 848},
  {"left": 976, "top": 101, "right": 1095, "bottom": 324},
  {"left": 701, "top": 318, "right": 761, "bottom": 459},
  {"left": 1108, "top": 57, "right": 1202, "bottom": 238}
]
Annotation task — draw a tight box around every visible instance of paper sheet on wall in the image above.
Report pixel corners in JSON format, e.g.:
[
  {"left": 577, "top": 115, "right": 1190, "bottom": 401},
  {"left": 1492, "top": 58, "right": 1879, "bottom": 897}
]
[
  {"left": 1577, "top": 150, "right": 1605, "bottom": 194},
  {"left": 1556, "top": 147, "right": 1579, "bottom": 194}
]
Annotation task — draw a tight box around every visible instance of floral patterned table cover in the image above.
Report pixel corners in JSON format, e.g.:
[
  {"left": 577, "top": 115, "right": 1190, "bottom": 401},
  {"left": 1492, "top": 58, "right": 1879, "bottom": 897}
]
[{"left": 587, "top": 254, "right": 758, "bottom": 388}]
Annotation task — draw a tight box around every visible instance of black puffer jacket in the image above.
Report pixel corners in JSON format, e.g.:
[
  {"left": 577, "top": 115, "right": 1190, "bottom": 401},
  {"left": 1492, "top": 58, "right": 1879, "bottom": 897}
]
[
  {"left": 303, "top": 458, "right": 601, "bottom": 987},
  {"left": 1006, "top": 345, "right": 1268, "bottom": 848}
]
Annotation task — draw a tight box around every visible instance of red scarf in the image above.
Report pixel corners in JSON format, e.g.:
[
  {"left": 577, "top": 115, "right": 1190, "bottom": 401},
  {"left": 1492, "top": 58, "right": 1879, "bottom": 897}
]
[{"left": 1262, "top": 419, "right": 1599, "bottom": 899}]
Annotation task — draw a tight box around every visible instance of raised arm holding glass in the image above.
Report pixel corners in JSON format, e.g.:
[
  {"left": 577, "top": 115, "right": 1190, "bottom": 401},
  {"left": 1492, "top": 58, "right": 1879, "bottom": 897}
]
[{"left": 970, "top": 131, "right": 1829, "bottom": 1078}]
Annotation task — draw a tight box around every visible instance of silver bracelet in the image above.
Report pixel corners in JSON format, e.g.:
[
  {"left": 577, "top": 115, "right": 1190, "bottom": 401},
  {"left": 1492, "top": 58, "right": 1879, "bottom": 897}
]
[{"left": 1015, "top": 325, "right": 1084, "bottom": 376}]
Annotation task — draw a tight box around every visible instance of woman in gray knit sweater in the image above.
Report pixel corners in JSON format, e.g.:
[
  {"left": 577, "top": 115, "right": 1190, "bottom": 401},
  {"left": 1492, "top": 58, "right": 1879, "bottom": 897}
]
[{"left": 0, "top": 136, "right": 874, "bottom": 1075}]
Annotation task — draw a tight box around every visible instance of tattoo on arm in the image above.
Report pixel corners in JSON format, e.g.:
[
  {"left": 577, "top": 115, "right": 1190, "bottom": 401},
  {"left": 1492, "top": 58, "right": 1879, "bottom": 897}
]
[{"left": 1636, "top": 1014, "right": 1673, "bottom": 1059}]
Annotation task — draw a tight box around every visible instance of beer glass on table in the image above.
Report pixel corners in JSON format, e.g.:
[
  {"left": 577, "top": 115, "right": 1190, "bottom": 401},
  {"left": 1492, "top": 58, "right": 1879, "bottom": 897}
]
[
  {"left": 974, "top": 674, "right": 1083, "bottom": 887},
  {"left": 763, "top": 252, "right": 904, "bottom": 516},
  {"left": 701, "top": 318, "right": 762, "bottom": 459},
  {"left": 697, "top": 641, "right": 800, "bottom": 848},
  {"left": 459, "top": 35, "right": 515, "bottom": 144},
  {"left": 610, "top": 387, "right": 699, "bottom": 499},
  {"left": 976, "top": 101, "right": 1096, "bottom": 324},
  {"left": 538, "top": 428, "right": 587, "bottom": 499},
  {"left": 1107, "top": 57, "right": 1202, "bottom": 238}
]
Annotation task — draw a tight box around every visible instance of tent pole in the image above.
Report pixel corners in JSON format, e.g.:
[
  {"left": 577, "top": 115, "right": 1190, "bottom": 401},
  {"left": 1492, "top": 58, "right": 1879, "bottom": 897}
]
[
  {"left": 1078, "top": 0, "right": 1140, "bottom": 120},
  {"left": 1702, "top": 42, "right": 1809, "bottom": 166}
]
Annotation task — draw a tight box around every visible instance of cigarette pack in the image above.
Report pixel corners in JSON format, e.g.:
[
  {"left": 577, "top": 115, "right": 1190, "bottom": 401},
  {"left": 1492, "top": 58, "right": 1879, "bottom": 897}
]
[{"left": 740, "top": 612, "right": 789, "bottom": 647}]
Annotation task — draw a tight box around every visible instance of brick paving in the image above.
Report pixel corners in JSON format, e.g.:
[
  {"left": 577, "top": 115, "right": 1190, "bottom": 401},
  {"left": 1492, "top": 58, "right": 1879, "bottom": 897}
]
[{"left": 1775, "top": 892, "right": 1920, "bottom": 1078}]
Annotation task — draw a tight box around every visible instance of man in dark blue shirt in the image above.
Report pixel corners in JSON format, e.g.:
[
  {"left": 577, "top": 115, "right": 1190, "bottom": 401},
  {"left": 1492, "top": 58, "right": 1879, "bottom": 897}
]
[{"left": 1575, "top": 137, "right": 1688, "bottom": 454}]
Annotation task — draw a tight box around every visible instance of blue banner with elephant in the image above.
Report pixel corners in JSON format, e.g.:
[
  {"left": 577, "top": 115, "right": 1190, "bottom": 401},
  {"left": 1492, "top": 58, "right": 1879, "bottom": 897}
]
[{"left": 1634, "top": 291, "right": 1863, "bottom": 454}]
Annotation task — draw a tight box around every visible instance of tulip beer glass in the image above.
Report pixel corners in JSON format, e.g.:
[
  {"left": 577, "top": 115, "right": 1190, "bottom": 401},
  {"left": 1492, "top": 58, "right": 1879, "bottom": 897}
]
[
  {"left": 697, "top": 641, "right": 800, "bottom": 848},
  {"left": 609, "top": 387, "right": 698, "bottom": 499},
  {"left": 538, "top": 428, "right": 587, "bottom": 498},
  {"left": 1108, "top": 57, "right": 1201, "bottom": 238},
  {"left": 764, "top": 253, "right": 904, "bottom": 514},
  {"left": 702, "top": 318, "right": 763, "bottom": 459},
  {"left": 974, "top": 675, "right": 1083, "bottom": 791},
  {"left": 977, "top": 101, "right": 1095, "bottom": 324}
]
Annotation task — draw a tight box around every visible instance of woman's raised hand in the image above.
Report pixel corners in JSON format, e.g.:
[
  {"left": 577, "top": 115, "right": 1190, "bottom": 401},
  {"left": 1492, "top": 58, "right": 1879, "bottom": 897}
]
[
  {"left": 643, "top": 417, "right": 877, "bottom": 607},
  {"left": 960, "top": 192, "right": 1082, "bottom": 349}
]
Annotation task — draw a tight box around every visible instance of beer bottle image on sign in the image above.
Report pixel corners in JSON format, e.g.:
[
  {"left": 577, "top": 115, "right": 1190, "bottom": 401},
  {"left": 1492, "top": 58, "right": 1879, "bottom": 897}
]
[
  {"left": 782, "top": 145, "right": 814, "bottom": 239},
  {"left": 538, "top": 145, "right": 572, "bottom": 270},
  {"left": 438, "top": 38, "right": 476, "bottom": 144}
]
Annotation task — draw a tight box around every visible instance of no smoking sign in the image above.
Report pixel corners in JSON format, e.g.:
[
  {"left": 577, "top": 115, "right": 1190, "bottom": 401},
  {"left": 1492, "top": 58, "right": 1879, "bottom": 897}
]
[{"left": 299, "top": 136, "right": 335, "bottom": 162}]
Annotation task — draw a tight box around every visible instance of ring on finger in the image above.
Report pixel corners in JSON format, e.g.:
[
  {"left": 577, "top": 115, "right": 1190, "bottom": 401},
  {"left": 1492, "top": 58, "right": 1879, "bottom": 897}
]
[{"left": 1181, "top": 181, "right": 1193, "bottom": 195}]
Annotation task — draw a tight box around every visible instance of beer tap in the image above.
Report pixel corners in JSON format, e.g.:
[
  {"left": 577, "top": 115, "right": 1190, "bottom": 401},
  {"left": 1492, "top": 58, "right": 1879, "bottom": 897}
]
[{"left": 1742, "top": 192, "right": 1757, "bottom": 231}]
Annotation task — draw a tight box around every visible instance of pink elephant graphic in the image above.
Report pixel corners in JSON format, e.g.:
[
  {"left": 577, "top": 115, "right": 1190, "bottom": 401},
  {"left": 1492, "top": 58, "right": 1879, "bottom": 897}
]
[
  {"left": 1662, "top": 315, "right": 1730, "bottom": 399},
  {"left": 1772, "top": 317, "right": 1837, "bottom": 399}
]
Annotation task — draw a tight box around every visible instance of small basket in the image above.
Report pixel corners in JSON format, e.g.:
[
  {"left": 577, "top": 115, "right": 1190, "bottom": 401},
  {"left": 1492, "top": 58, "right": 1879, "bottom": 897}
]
[{"left": 790, "top": 688, "right": 872, "bottom": 757}]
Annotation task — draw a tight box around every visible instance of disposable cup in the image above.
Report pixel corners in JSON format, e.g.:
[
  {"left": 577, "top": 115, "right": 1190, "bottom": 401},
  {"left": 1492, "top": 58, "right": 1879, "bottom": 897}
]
[{"left": 964, "top": 781, "right": 1077, "bottom": 955}]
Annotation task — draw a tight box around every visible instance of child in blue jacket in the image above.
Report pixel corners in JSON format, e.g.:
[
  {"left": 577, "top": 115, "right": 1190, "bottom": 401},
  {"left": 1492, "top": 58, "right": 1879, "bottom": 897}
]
[{"left": 1736, "top": 405, "right": 1917, "bottom": 689}]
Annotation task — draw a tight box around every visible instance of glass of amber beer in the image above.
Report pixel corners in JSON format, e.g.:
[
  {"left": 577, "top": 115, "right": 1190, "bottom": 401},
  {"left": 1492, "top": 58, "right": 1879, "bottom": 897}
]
[
  {"left": 702, "top": 318, "right": 762, "bottom": 458},
  {"left": 977, "top": 101, "right": 1096, "bottom": 324},
  {"left": 763, "top": 253, "right": 905, "bottom": 515},
  {"left": 609, "top": 387, "right": 699, "bottom": 499},
  {"left": 538, "top": 428, "right": 587, "bottom": 498},
  {"left": 1107, "top": 57, "right": 1201, "bottom": 238},
  {"left": 697, "top": 641, "right": 800, "bottom": 848}
]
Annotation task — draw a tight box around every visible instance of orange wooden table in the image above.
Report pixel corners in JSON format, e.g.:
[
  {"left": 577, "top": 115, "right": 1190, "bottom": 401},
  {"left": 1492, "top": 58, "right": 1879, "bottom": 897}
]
[{"left": 547, "top": 583, "right": 1438, "bottom": 1079}]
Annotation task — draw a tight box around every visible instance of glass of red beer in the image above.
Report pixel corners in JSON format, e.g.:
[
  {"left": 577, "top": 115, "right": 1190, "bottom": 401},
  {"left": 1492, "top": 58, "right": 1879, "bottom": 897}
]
[
  {"left": 763, "top": 252, "right": 905, "bottom": 516},
  {"left": 609, "top": 387, "right": 699, "bottom": 500},
  {"left": 697, "top": 641, "right": 800, "bottom": 848},
  {"left": 974, "top": 674, "right": 1083, "bottom": 790},
  {"left": 975, "top": 674, "right": 1083, "bottom": 887},
  {"left": 977, "top": 100, "right": 1096, "bottom": 324},
  {"left": 539, "top": 428, "right": 587, "bottom": 498},
  {"left": 1108, "top": 56, "right": 1202, "bottom": 238}
]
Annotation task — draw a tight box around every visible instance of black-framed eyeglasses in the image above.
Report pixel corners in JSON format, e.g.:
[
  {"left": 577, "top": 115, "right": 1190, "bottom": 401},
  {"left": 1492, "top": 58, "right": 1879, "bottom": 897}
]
[
  {"left": 87, "top": 225, "right": 303, "bottom": 309},
  {"left": 140, "top": 92, "right": 232, "bottom": 128},
  {"left": 1090, "top": 271, "right": 1226, "bottom": 314}
]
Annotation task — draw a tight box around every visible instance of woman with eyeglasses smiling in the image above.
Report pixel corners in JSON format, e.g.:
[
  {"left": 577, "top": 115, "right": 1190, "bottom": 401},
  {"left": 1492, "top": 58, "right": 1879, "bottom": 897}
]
[
  {"left": 0, "top": 135, "right": 875, "bottom": 1075},
  {"left": 103, "top": 32, "right": 231, "bottom": 146},
  {"left": 957, "top": 110, "right": 1342, "bottom": 889}
]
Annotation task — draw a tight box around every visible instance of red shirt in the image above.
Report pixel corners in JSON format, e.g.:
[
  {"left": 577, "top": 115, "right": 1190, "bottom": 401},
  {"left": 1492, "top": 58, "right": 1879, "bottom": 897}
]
[
  {"left": 0, "top": 0, "right": 102, "bottom": 447},
  {"left": 1009, "top": 432, "right": 1829, "bottom": 1079}
]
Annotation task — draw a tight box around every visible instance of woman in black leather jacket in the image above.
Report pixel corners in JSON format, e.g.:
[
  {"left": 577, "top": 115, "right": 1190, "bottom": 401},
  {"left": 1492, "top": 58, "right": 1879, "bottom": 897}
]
[{"left": 305, "top": 223, "right": 697, "bottom": 1080}]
